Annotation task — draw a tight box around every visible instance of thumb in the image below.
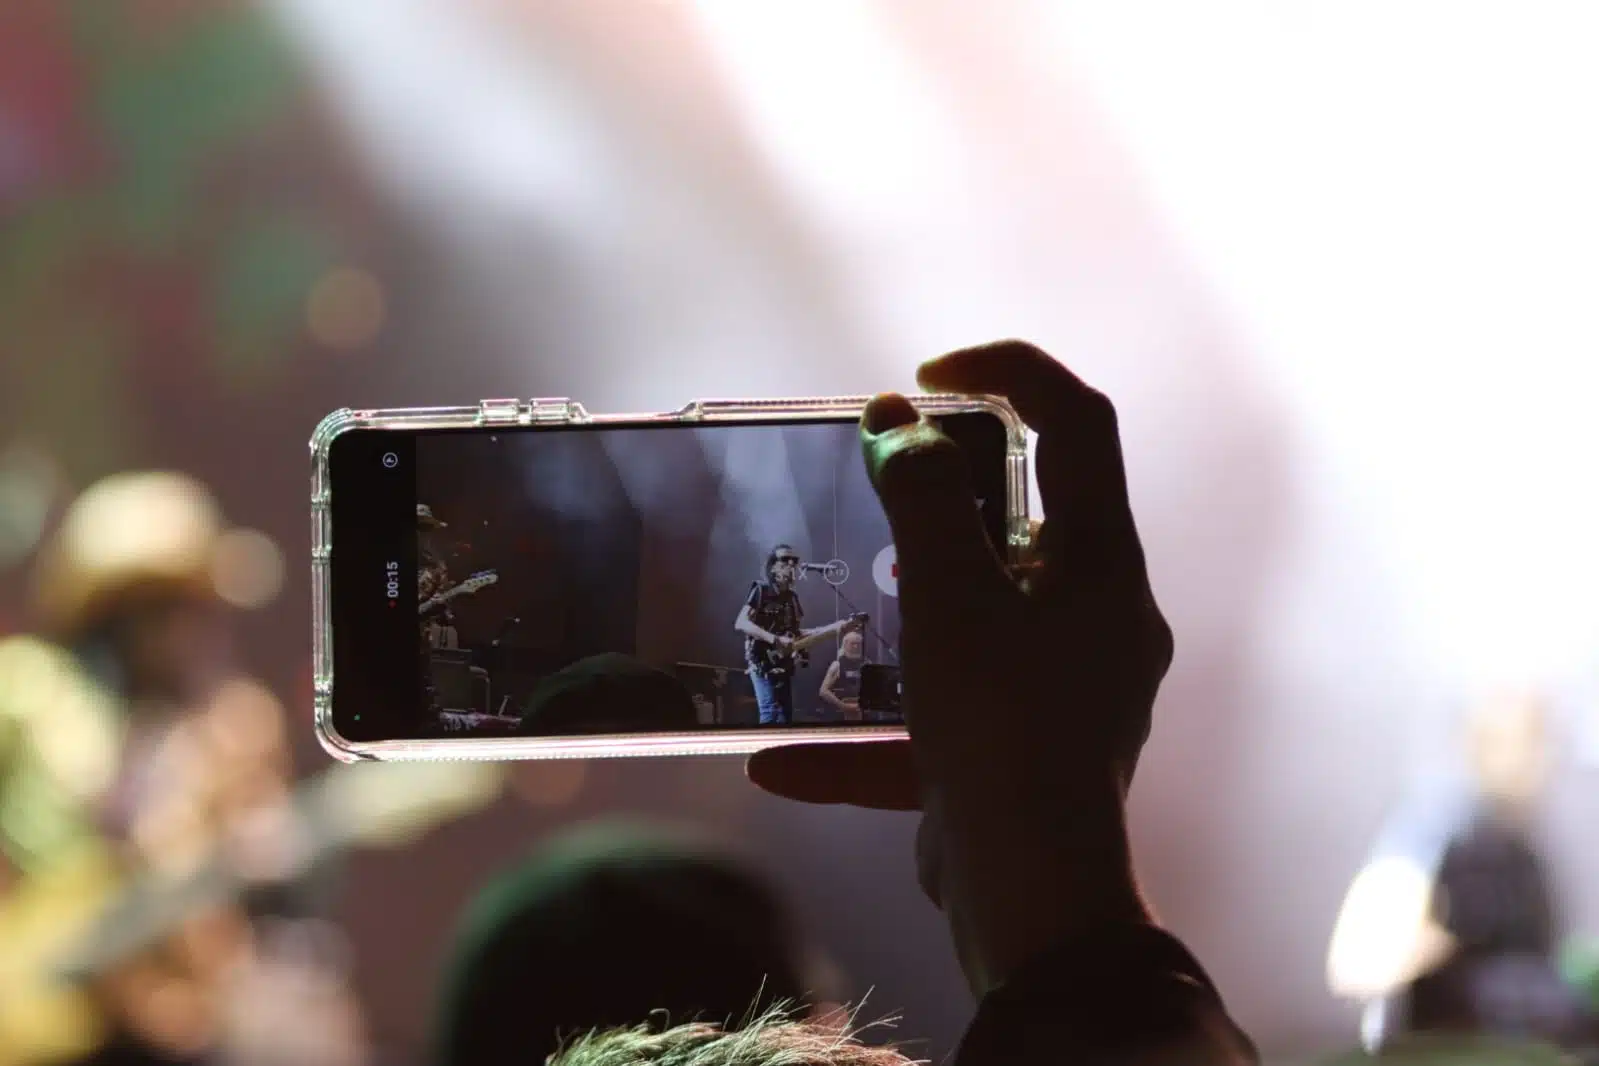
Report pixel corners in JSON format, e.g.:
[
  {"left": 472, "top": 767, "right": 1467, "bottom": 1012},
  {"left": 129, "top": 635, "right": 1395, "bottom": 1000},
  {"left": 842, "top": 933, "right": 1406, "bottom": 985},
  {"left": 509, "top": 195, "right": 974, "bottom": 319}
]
[{"left": 861, "top": 394, "right": 1007, "bottom": 624}]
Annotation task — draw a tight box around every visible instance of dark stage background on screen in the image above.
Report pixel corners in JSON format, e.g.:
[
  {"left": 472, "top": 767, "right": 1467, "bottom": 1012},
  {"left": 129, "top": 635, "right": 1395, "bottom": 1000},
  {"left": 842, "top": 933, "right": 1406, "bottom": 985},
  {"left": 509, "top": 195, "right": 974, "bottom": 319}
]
[{"left": 414, "top": 422, "right": 901, "bottom": 725}]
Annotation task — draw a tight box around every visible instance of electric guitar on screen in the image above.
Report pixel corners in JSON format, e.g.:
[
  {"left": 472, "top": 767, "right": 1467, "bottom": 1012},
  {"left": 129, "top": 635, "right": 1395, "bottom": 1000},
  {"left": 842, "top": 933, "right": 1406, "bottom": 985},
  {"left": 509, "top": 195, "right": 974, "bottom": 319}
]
[
  {"left": 754, "top": 613, "right": 868, "bottom": 678},
  {"left": 419, "top": 570, "right": 498, "bottom": 616}
]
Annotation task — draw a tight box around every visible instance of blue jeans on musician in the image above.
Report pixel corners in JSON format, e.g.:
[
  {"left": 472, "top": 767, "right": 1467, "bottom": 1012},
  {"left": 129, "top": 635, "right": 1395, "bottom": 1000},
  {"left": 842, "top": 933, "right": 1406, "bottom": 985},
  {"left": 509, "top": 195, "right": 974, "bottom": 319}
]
[{"left": 750, "top": 671, "right": 793, "bottom": 725}]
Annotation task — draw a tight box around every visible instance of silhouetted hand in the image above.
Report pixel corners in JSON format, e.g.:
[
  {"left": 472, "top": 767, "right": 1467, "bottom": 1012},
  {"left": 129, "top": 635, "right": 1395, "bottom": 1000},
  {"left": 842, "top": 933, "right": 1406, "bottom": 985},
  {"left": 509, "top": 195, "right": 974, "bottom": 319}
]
[{"left": 747, "top": 340, "right": 1170, "bottom": 994}]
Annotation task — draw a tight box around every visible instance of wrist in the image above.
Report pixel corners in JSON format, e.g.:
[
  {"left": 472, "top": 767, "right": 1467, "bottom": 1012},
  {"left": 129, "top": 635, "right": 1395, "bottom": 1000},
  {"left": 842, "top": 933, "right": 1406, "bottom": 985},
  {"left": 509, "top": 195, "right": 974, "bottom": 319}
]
[{"left": 934, "top": 776, "right": 1150, "bottom": 998}]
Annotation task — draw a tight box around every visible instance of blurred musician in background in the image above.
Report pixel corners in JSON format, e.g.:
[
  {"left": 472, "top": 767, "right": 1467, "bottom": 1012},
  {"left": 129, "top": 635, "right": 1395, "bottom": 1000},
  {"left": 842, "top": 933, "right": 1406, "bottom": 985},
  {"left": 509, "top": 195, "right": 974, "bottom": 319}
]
[
  {"left": 0, "top": 472, "right": 367, "bottom": 1066},
  {"left": 1327, "top": 691, "right": 1597, "bottom": 1057}
]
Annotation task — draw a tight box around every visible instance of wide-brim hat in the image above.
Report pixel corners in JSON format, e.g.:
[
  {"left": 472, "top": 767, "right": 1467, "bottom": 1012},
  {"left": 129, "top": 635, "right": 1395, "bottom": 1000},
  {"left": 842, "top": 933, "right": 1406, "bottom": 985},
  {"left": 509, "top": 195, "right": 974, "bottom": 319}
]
[{"left": 32, "top": 472, "right": 277, "bottom": 638}]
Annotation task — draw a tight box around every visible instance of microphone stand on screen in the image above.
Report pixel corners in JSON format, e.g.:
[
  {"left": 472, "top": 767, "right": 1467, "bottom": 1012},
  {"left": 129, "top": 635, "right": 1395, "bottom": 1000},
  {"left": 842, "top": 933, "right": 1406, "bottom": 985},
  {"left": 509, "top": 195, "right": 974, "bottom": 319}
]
[{"left": 799, "top": 558, "right": 898, "bottom": 666}]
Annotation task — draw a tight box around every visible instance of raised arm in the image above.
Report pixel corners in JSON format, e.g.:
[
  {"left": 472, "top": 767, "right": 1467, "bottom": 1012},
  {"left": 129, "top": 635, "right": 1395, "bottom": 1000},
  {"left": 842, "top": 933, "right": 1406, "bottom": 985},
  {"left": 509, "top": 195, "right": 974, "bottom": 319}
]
[{"left": 749, "top": 343, "right": 1259, "bottom": 1066}]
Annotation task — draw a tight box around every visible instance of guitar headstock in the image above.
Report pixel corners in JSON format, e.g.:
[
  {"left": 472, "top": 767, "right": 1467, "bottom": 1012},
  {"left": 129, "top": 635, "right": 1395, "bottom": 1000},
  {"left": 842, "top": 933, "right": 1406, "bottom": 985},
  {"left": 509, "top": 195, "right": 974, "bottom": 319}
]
[{"left": 462, "top": 570, "right": 499, "bottom": 592}]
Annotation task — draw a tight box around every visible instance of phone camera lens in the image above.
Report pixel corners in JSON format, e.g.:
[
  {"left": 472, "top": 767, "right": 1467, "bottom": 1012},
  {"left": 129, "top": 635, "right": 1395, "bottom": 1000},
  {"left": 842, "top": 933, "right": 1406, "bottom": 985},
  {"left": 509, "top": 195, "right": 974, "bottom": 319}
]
[{"left": 381, "top": 452, "right": 399, "bottom": 469}]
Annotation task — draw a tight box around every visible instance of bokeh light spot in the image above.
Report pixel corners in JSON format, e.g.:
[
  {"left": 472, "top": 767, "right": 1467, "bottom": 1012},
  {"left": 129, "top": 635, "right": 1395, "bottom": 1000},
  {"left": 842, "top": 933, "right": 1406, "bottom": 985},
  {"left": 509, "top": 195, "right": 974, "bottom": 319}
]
[
  {"left": 210, "top": 528, "right": 285, "bottom": 609},
  {"left": 510, "top": 760, "right": 588, "bottom": 808},
  {"left": 307, "top": 267, "right": 385, "bottom": 351}
]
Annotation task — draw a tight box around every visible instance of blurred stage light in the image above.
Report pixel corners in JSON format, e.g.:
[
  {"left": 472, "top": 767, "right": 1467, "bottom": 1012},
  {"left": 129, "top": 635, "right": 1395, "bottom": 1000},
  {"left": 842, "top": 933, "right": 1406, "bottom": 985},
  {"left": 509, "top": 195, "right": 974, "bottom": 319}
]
[
  {"left": 689, "top": 0, "right": 959, "bottom": 236},
  {"left": 1039, "top": 4, "right": 1599, "bottom": 699},
  {"left": 1326, "top": 855, "right": 1454, "bottom": 999},
  {"left": 269, "top": 0, "right": 1597, "bottom": 710},
  {"left": 210, "top": 528, "right": 285, "bottom": 609},
  {"left": 265, "top": 0, "right": 611, "bottom": 225},
  {"left": 307, "top": 267, "right": 385, "bottom": 351}
]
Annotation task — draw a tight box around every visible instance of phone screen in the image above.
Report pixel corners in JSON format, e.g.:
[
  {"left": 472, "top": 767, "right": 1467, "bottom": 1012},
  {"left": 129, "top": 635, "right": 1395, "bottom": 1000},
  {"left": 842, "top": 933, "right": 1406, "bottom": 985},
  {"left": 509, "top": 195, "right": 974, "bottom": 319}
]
[{"left": 328, "top": 412, "right": 1008, "bottom": 743}]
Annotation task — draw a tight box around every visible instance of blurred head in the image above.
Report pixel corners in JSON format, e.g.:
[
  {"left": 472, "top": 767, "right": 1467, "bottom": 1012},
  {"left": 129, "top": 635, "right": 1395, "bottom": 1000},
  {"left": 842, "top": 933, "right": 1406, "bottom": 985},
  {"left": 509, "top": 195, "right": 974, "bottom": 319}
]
[
  {"left": 432, "top": 822, "right": 814, "bottom": 1066},
  {"left": 766, "top": 545, "right": 799, "bottom": 588},
  {"left": 840, "top": 632, "right": 863, "bottom": 659},
  {"left": 519, "top": 654, "right": 699, "bottom": 736},
  {"left": 33, "top": 472, "right": 219, "bottom": 635},
  {"left": 30, "top": 471, "right": 260, "bottom": 700},
  {"left": 1464, "top": 690, "right": 1550, "bottom": 808},
  {"left": 549, "top": 1011, "right": 916, "bottom": 1066}
]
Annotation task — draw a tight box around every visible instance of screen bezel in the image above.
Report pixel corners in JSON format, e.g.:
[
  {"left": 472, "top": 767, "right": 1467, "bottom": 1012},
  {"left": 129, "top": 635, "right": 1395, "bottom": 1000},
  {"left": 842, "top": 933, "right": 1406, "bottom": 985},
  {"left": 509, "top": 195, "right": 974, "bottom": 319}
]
[{"left": 312, "top": 396, "right": 1027, "bottom": 762}]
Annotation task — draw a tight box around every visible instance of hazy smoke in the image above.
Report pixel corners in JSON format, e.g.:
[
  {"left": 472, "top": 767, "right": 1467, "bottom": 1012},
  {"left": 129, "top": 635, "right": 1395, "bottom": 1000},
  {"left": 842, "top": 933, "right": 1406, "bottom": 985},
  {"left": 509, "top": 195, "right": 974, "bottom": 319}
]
[
  {"left": 591, "top": 424, "right": 820, "bottom": 564},
  {"left": 705, "top": 426, "right": 816, "bottom": 564},
  {"left": 514, "top": 431, "right": 617, "bottom": 524}
]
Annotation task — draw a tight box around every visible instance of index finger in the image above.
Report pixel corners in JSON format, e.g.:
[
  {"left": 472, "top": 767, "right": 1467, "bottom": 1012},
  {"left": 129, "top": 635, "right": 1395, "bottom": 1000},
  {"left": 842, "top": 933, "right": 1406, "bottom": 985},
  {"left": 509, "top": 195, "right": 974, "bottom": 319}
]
[{"left": 917, "top": 340, "right": 1144, "bottom": 588}]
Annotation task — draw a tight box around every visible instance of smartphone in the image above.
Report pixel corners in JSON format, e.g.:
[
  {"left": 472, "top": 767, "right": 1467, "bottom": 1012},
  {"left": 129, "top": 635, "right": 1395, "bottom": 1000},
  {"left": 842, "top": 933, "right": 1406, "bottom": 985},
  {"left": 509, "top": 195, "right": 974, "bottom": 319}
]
[{"left": 311, "top": 396, "right": 1026, "bottom": 761}]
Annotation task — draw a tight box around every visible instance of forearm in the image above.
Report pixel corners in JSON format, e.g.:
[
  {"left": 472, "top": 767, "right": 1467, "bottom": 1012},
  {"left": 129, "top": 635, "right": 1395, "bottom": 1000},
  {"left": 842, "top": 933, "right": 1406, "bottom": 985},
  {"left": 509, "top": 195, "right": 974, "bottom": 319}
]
[
  {"left": 935, "top": 776, "right": 1150, "bottom": 997},
  {"left": 733, "top": 617, "right": 777, "bottom": 643}
]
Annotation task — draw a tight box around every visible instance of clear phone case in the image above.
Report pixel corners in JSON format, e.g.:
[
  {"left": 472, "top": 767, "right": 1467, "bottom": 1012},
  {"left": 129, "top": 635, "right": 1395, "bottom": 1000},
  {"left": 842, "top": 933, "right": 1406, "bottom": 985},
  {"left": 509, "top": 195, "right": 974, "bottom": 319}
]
[{"left": 310, "top": 395, "right": 1029, "bottom": 762}]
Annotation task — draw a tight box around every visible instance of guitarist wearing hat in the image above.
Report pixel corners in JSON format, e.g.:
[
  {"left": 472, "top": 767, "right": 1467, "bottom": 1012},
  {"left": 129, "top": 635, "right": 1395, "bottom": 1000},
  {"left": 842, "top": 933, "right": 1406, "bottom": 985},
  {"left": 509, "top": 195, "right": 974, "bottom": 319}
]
[
  {"left": 416, "top": 503, "right": 500, "bottom": 734},
  {"left": 733, "top": 544, "right": 865, "bottom": 726}
]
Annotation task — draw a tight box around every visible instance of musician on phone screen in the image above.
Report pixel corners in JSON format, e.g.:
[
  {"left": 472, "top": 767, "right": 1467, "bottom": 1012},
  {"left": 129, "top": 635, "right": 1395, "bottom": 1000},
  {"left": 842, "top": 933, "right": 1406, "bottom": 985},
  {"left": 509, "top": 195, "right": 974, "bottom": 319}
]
[
  {"left": 734, "top": 544, "right": 863, "bottom": 726},
  {"left": 416, "top": 504, "right": 504, "bottom": 734},
  {"left": 819, "top": 629, "right": 867, "bottom": 722},
  {"left": 417, "top": 503, "right": 453, "bottom": 621}
]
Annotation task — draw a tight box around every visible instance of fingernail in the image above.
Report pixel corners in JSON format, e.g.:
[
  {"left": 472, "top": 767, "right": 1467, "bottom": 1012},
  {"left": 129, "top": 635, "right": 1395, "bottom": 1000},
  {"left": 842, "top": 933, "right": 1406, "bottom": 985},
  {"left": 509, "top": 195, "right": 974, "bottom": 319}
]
[
  {"left": 915, "top": 353, "right": 959, "bottom": 391},
  {"left": 862, "top": 393, "right": 919, "bottom": 436}
]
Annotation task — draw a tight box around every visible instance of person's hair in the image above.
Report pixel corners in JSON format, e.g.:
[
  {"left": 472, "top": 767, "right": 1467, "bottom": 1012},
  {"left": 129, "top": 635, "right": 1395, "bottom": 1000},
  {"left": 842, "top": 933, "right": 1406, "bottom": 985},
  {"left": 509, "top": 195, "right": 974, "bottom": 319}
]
[
  {"left": 549, "top": 1007, "right": 920, "bottom": 1066},
  {"left": 431, "top": 823, "right": 811, "bottom": 1066},
  {"left": 519, "top": 654, "right": 699, "bottom": 735}
]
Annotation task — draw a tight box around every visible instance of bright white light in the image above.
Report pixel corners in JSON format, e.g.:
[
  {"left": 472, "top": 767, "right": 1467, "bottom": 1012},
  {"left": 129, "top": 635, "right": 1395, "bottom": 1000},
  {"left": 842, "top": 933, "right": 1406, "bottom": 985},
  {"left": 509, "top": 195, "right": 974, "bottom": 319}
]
[
  {"left": 264, "top": 0, "right": 615, "bottom": 229},
  {"left": 1042, "top": 2, "right": 1599, "bottom": 696},
  {"left": 1327, "top": 855, "right": 1453, "bottom": 998},
  {"left": 689, "top": 0, "right": 968, "bottom": 238},
  {"left": 684, "top": 2, "right": 1065, "bottom": 368}
]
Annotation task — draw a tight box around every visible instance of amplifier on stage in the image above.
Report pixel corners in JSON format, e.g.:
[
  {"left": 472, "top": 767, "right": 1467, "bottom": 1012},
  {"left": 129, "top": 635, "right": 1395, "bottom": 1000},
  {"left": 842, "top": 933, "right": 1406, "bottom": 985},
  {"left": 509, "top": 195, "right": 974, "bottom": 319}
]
[
  {"left": 674, "top": 663, "right": 759, "bottom": 727},
  {"left": 859, "top": 663, "right": 902, "bottom": 719}
]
